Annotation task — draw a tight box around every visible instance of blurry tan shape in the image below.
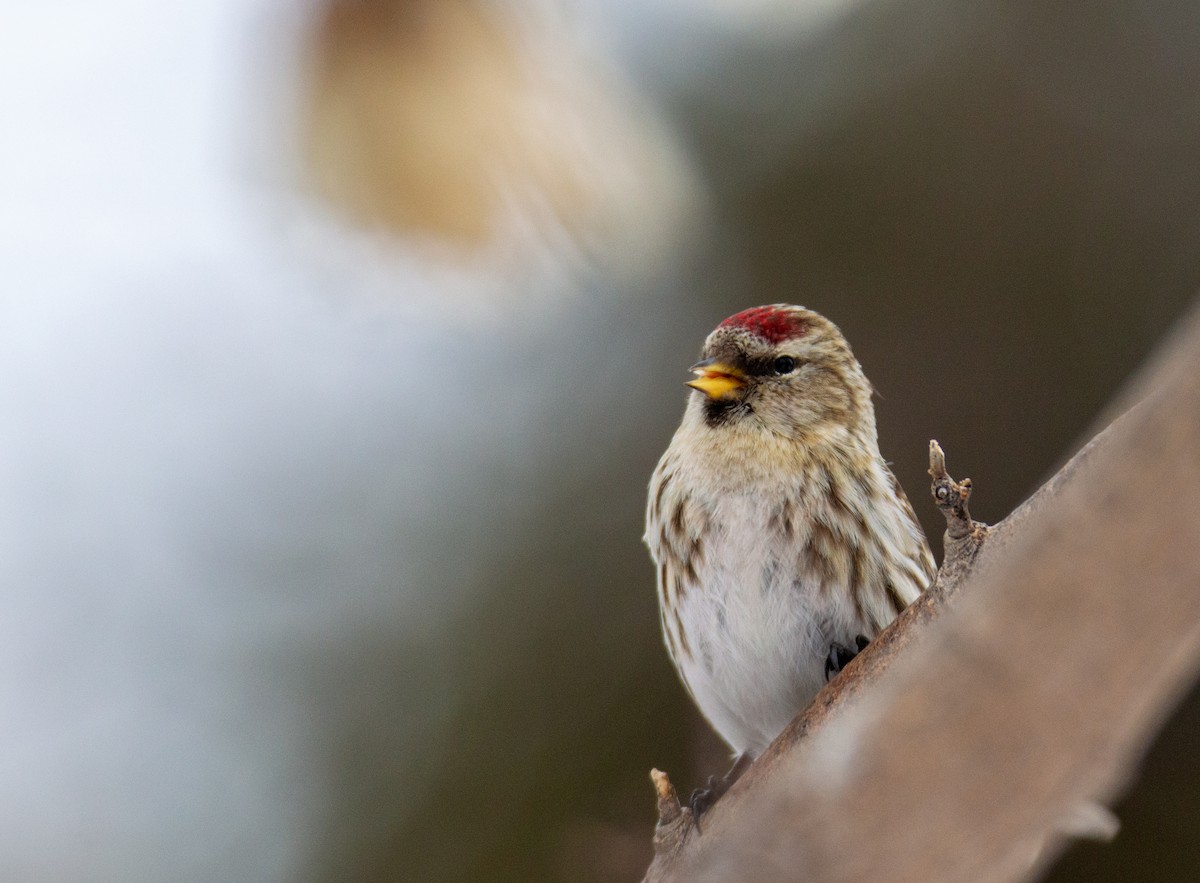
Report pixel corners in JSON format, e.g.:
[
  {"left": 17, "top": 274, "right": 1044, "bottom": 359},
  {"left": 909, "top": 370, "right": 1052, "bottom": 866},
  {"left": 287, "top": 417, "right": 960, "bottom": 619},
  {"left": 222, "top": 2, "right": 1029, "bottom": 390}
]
[
  {"left": 307, "top": 1, "right": 517, "bottom": 243},
  {"left": 304, "top": 0, "right": 686, "bottom": 256},
  {"left": 643, "top": 300, "right": 1200, "bottom": 882}
]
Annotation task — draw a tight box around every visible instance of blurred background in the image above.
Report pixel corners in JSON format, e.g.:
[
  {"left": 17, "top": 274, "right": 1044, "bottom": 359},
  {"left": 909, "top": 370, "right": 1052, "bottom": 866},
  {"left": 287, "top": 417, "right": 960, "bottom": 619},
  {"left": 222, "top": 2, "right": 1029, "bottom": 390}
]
[{"left": 1, "top": 0, "right": 1199, "bottom": 880}]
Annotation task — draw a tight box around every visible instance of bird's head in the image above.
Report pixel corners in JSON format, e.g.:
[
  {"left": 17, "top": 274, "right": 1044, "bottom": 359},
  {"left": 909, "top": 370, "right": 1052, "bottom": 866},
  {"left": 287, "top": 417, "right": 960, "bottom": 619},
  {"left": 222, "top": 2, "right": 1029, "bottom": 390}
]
[{"left": 685, "top": 305, "right": 875, "bottom": 445}]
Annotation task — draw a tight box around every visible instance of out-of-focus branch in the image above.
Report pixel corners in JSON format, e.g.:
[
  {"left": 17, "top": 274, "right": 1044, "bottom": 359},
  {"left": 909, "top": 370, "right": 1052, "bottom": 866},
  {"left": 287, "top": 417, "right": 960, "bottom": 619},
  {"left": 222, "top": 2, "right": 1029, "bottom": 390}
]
[{"left": 643, "top": 298, "right": 1200, "bottom": 882}]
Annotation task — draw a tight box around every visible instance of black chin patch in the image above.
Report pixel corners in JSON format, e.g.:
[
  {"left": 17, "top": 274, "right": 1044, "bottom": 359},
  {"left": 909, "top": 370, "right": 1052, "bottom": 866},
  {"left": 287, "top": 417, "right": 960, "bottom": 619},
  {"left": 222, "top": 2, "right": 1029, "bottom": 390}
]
[{"left": 703, "top": 397, "right": 752, "bottom": 427}]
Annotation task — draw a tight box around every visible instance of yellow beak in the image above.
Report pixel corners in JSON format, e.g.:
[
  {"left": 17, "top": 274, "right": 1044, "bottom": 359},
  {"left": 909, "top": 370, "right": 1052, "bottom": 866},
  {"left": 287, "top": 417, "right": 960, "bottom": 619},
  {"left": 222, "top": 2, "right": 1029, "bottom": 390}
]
[{"left": 686, "top": 360, "right": 746, "bottom": 400}]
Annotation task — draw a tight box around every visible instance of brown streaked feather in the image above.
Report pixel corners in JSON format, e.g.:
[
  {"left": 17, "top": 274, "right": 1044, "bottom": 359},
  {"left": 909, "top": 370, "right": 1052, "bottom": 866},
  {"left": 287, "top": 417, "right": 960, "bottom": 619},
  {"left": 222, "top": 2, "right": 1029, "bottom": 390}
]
[{"left": 848, "top": 543, "right": 868, "bottom": 624}]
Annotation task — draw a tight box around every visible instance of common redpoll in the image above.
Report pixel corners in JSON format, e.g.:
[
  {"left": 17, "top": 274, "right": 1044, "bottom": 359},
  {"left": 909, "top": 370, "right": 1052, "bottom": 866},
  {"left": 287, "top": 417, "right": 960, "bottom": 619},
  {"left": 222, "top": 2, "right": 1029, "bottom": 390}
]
[{"left": 645, "top": 305, "right": 935, "bottom": 772}]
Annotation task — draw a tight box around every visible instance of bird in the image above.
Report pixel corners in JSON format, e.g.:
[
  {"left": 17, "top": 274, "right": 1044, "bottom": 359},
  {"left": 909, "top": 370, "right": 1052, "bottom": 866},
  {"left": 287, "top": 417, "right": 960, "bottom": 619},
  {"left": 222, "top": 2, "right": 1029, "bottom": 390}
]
[{"left": 645, "top": 304, "right": 935, "bottom": 805}]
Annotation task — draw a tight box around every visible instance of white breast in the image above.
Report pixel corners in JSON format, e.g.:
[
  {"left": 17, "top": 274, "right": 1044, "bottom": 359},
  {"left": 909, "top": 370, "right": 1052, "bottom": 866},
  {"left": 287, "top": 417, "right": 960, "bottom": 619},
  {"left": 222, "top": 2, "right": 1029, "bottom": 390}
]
[
  {"left": 647, "top": 412, "right": 933, "bottom": 757},
  {"left": 663, "top": 491, "right": 869, "bottom": 757}
]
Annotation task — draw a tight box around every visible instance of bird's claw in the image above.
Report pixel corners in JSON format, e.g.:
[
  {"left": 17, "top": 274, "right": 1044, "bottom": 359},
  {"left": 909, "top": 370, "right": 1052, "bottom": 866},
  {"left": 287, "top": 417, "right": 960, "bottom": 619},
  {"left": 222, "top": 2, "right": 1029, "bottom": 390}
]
[
  {"left": 825, "top": 635, "right": 870, "bottom": 680},
  {"left": 688, "top": 775, "right": 728, "bottom": 832}
]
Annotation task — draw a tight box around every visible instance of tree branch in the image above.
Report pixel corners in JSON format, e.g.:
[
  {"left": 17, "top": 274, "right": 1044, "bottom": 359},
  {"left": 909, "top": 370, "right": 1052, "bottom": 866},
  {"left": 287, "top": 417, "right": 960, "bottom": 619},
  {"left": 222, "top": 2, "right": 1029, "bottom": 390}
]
[{"left": 643, "top": 298, "right": 1200, "bottom": 882}]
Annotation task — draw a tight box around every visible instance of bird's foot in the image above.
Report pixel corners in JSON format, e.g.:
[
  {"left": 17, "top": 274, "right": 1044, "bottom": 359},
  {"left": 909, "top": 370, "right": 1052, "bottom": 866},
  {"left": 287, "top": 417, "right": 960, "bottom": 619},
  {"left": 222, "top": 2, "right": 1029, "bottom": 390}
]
[
  {"left": 687, "top": 753, "right": 752, "bottom": 833},
  {"left": 688, "top": 775, "right": 727, "bottom": 829},
  {"left": 825, "top": 634, "right": 871, "bottom": 681}
]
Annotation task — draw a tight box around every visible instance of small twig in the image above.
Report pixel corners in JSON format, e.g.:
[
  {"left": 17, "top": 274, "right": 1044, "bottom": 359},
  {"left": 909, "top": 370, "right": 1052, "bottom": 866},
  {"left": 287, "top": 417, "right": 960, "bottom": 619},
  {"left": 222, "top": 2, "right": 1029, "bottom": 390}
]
[
  {"left": 650, "top": 769, "right": 690, "bottom": 852},
  {"left": 927, "top": 439, "right": 989, "bottom": 587},
  {"left": 929, "top": 440, "right": 979, "bottom": 539}
]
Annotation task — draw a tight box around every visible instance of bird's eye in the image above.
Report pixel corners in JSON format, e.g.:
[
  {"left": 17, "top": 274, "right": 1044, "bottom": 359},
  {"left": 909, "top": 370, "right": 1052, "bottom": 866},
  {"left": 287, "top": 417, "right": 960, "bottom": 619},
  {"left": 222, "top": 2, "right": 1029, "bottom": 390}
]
[{"left": 773, "top": 356, "right": 796, "bottom": 375}]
